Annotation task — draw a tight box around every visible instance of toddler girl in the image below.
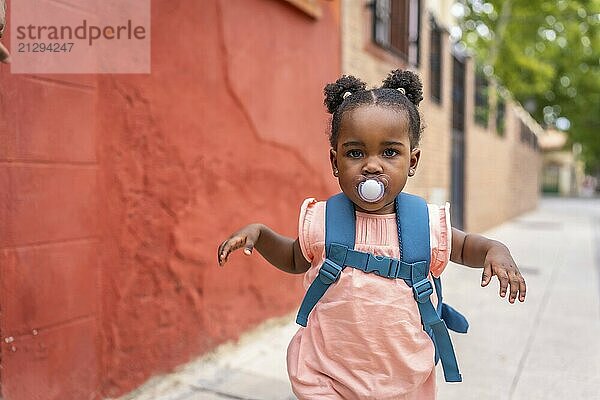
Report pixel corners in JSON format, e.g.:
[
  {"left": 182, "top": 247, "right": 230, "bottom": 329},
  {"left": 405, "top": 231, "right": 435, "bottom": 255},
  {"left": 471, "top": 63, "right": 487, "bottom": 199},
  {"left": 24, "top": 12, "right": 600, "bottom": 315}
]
[{"left": 218, "top": 69, "right": 526, "bottom": 400}]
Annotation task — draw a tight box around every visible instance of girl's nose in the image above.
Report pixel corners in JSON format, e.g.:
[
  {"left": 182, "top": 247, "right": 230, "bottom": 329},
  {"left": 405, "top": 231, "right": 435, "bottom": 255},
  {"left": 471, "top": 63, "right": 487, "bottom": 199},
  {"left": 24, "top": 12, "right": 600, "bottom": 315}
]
[{"left": 362, "top": 157, "right": 384, "bottom": 175}]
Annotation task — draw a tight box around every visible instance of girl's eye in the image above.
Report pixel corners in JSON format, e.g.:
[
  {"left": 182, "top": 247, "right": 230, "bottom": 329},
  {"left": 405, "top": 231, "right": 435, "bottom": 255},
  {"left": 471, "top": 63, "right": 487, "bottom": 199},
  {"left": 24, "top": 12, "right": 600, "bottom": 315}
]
[
  {"left": 383, "top": 149, "right": 399, "bottom": 157},
  {"left": 346, "top": 150, "right": 363, "bottom": 158}
]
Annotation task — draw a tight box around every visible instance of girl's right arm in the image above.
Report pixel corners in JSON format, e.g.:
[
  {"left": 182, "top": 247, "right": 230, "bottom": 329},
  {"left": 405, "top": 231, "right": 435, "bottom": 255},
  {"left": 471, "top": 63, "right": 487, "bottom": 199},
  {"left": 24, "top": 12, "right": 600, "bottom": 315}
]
[{"left": 217, "top": 223, "right": 311, "bottom": 274}]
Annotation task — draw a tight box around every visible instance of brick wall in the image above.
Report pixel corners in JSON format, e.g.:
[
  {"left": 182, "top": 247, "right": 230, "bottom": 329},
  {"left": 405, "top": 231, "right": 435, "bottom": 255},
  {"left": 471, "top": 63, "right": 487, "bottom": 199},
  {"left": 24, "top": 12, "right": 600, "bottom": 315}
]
[
  {"left": 342, "top": 0, "right": 453, "bottom": 202},
  {"left": 341, "top": 0, "right": 540, "bottom": 232},
  {"left": 463, "top": 59, "right": 540, "bottom": 232}
]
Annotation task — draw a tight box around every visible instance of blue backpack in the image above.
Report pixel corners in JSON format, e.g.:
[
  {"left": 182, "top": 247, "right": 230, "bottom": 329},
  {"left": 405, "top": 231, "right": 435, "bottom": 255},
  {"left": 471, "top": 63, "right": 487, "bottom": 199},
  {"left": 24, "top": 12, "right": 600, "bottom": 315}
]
[{"left": 296, "top": 192, "right": 469, "bottom": 382}]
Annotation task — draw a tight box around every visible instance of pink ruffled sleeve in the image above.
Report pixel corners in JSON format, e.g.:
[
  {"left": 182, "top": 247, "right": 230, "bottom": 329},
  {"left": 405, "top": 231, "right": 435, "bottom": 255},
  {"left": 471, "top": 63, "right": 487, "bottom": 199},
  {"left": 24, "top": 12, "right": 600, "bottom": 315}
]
[
  {"left": 298, "top": 198, "right": 326, "bottom": 262},
  {"left": 428, "top": 202, "right": 452, "bottom": 278}
]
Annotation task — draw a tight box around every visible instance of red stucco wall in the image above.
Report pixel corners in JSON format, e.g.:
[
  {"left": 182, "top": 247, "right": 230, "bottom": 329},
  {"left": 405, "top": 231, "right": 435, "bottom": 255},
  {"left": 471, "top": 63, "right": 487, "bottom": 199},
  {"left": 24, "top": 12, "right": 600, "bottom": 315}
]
[
  {"left": 0, "top": 0, "right": 340, "bottom": 399},
  {"left": 0, "top": 68, "right": 101, "bottom": 399}
]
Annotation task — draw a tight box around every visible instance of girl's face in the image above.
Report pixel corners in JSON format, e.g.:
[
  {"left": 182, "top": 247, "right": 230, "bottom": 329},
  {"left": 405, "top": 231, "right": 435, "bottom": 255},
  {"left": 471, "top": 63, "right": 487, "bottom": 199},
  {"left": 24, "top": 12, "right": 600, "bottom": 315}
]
[{"left": 330, "top": 105, "right": 420, "bottom": 214}]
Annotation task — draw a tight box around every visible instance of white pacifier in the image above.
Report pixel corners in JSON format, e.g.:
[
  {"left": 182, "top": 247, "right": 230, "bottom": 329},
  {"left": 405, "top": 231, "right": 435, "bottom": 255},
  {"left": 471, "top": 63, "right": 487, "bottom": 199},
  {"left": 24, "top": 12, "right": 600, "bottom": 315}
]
[{"left": 355, "top": 175, "right": 390, "bottom": 203}]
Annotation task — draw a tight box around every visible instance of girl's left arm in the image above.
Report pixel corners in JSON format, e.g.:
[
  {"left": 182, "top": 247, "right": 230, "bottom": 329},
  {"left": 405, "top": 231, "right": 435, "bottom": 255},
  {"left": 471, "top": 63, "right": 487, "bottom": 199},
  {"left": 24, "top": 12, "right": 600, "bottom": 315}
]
[{"left": 450, "top": 228, "right": 526, "bottom": 303}]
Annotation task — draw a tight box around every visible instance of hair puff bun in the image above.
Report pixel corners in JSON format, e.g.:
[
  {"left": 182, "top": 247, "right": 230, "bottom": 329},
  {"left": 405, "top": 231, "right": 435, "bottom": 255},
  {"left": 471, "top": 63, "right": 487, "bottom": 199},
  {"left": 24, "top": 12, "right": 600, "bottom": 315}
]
[
  {"left": 323, "top": 75, "right": 367, "bottom": 114},
  {"left": 381, "top": 69, "right": 423, "bottom": 106}
]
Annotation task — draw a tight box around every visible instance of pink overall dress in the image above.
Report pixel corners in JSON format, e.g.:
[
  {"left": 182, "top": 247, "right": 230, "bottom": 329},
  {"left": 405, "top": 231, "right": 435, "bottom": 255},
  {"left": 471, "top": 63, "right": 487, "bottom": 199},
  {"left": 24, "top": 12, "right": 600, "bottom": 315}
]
[{"left": 287, "top": 198, "right": 452, "bottom": 400}]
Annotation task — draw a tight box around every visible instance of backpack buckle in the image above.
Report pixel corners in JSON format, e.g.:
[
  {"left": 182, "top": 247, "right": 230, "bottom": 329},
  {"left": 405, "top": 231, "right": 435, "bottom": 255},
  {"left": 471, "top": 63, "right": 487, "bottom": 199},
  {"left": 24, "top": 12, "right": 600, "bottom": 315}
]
[
  {"left": 365, "top": 255, "right": 388, "bottom": 276},
  {"left": 413, "top": 279, "right": 434, "bottom": 303},
  {"left": 319, "top": 259, "right": 343, "bottom": 284}
]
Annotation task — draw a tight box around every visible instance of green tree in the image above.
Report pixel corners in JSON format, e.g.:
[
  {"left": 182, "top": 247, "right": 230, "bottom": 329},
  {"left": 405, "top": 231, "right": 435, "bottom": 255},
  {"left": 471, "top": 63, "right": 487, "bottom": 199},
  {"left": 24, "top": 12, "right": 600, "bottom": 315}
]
[{"left": 454, "top": 0, "right": 600, "bottom": 173}]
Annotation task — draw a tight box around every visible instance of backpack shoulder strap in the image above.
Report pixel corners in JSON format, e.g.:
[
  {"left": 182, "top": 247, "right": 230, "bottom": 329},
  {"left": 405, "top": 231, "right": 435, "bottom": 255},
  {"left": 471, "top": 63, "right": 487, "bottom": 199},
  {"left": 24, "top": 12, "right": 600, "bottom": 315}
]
[
  {"left": 395, "top": 192, "right": 431, "bottom": 268},
  {"left": 295, "top": 193, "right": 354, "bottom": 326},
  {"left": 325, "top": 193, "right": 355, "bottom": 251},
  {"left": 396, "top": 193, "right": 463, "bottom": 382}
]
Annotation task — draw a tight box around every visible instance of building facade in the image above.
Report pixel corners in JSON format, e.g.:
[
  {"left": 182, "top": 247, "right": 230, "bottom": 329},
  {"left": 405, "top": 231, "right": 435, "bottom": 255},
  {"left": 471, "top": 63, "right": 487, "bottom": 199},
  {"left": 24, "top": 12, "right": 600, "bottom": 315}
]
[
  {"left": 342, "top": 0, "right": 541, "bottom": 232},
  {"left": 539, "top": 129, "right": 585, "bottom": 196}
]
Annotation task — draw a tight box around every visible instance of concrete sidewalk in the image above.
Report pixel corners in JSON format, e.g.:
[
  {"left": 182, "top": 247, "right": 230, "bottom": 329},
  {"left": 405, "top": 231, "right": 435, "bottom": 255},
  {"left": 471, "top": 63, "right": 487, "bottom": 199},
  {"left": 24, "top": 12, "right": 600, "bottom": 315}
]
[{"left": 120, "top": 197, "right": 600, "bottom": 400}]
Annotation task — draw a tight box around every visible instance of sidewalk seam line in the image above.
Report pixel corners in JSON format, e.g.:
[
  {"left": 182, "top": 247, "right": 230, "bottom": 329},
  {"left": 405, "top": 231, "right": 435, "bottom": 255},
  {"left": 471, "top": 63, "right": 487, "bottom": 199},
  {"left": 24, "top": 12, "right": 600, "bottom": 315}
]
[
  {"left": 508, "top": 233, "right": 564, "bottom": 398},
  {"left": 191, "top": 386, "right": 256, "bottom": 400}
]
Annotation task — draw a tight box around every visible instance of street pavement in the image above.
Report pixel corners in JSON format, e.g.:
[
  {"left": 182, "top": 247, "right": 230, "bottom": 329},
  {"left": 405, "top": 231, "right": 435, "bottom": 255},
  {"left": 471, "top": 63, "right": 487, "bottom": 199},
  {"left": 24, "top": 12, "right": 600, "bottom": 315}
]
[{"left": 118, "top": 197, "right": 600, "bottom": 400}]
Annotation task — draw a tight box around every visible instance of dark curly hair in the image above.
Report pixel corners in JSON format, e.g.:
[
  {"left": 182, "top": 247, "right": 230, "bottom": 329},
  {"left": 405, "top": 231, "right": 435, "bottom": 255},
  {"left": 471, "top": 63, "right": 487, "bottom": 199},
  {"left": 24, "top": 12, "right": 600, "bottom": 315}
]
[{"left": 323, "top": 69, "right": 424, "bottom": 148}]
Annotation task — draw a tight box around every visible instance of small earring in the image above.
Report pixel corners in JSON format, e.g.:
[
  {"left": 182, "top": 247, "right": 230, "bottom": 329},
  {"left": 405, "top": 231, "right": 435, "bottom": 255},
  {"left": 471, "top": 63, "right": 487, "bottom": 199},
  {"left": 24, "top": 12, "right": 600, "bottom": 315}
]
[
  {"left": 333, "top": 169, "right": 339, "bottom": 176},
  {"left": 408, "top": 169, "right": 415, "bottom": 176}
]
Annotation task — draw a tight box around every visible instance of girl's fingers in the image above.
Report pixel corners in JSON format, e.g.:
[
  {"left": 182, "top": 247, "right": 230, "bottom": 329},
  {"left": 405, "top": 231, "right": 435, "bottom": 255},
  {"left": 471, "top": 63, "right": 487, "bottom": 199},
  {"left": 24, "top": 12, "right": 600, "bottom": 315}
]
[
  {"left": 219, "top": 237, "right": 240, "bottom": 265},
  {"left": 497, "top": 269, "right": 509, "bottom": 298},
  {"left": 219, "top": 236, "right": 245, "bottom": 265},
  {"left": 508, "top": 272, "right": 520, "bottom": 303},
  {"left": 217, "top": 241, "right": 227, "bottom": 265},
  {"left": 224, "top": 237, "right": 243, "bottom": 259},
  {"left": 243, "top": 240, "right": 255, "bottom": 255},
  {"left": 481, "top": 263, "right": 492, "bottom": 287},
  {"left": 518, "top": 275, "right": 527, "bottom": 302},
  {"left": 218, "top": 240, "right": 231, "bottom": 266},
  {"left": 0, "top": 42, "right": 10, "bottom": 64}
]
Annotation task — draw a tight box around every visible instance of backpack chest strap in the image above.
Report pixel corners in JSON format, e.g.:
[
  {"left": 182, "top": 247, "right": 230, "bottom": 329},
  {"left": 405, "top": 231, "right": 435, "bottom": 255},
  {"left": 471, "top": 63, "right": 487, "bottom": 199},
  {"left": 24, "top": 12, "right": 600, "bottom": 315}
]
[
  {"left": 329, "top": 243, "right": 426, "bottom": 282},
  {"left": 295, "top": 245, "right": 430, "bottom": 327}
]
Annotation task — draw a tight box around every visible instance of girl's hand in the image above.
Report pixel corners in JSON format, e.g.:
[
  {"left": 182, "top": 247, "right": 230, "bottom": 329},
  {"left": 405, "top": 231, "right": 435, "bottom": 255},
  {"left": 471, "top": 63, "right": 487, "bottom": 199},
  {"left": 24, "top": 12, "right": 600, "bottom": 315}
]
[
  {"left": 481, "top": 244, "right": 526, "bottom": 303},
  {"left": 0, "top": 0, "right": 10, "bottom": 64},
  {"left": 218, "top": 224, "right": 262, "bottom": 266},
  {"left": 0, "top": 41, "right": 9, "bottom": 64}
]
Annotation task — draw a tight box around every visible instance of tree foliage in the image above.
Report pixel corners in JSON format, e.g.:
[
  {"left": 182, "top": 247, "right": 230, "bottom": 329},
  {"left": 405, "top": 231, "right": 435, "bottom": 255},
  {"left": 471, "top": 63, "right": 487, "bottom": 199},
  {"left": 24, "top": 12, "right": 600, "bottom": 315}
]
[{"left": 455, "top": 0, "right": 600, "bottom": 173}]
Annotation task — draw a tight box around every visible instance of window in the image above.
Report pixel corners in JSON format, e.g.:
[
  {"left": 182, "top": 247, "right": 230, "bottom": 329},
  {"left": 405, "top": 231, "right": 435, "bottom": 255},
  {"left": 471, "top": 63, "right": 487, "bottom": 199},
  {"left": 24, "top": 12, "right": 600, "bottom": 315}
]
[
  {"left": 542, "top": 163, "right": 560, "bottom": 193},
  {"left": 520, "top": 121, "right": 529, "bottom": 144},
  {"left": 452, "top": 55, "right": 466, "bottom": 133},
  {"left": 474, "top": 68, "right": 489, "bottom": 127},
  {"left": 429, "top": 18, "right": 442, "bottom": 103},
  {"left": 520, "top": 121, "right": 539, "bottom": 150},
  {"left": 373, "top": 0, "right": 421, "bottom": 65},
  {"left": 496, "top": 97, "right": 505, "bottom": 136}
]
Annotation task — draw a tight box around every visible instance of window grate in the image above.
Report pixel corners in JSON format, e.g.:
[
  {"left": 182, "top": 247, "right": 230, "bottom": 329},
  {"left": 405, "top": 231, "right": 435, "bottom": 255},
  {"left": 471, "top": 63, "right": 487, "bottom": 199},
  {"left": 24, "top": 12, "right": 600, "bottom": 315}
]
[
  {"left": 474, "top": 68, "right": 489, "bottom": 127},
  {"left": 430, "top": 19, "right": 442, "bottom": 103},
  {"left": 373, "top": 0, "right": 421, "bottom": 65}
]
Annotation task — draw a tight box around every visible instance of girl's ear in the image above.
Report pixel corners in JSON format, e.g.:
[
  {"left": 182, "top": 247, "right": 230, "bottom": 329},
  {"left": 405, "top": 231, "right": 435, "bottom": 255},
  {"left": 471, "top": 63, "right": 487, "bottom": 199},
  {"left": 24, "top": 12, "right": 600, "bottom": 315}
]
[
  {"left": 329, "top": 148, "right": 339, "bottom": 177},
  {"left": 408, "top": 148, "right": 421, "bottom": 177}
]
